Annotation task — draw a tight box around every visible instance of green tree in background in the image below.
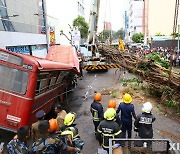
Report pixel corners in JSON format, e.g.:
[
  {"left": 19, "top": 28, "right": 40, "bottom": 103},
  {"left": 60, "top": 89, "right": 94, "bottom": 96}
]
[
  {"left": 73, "top": 16, "right": 89, "bottom": 39},
  {"left": 98, "top": 28, "right": 125, "bottom": 42},
  {"left": 99, "top": 30, "right": 111, "bottom": 42},
  {"left": 132, "top": 33, "right": 144, "bottom": 43},
  {"left": 113, "top": 28, "right": 125, "bottom": 40}
]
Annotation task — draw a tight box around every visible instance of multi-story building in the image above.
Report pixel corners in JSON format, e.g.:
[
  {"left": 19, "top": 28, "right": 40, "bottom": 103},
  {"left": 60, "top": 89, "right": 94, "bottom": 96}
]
[
  {"left": 0, "top": 0, "right": 87, "bottom": 58},
  {"left": 128, "top": 0, "right": 144, "bottom": 41},
  {"left": 0, "top": 0, "right": 48, "bottom": 58},
  {"left": 144, "top": 0, "right": 176, "bottom": 37}
]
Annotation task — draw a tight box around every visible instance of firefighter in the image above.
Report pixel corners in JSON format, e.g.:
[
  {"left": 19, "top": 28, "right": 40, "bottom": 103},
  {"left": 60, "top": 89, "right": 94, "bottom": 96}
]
[
  {"left": 107, "top": 100, "right": 122, "bottom": 127},
  {"left": 134, "top": 102, "right": 156, "bottom": 139},
  {"left": 55, "top": 105, "right": 67, "bottom": 130},
  {"left": 31, "top": 120, "right": 79, "bottom": 153},
  {"left": 116, "top": 93, "right": 136, "bottom": 138},
  {"left": 61, "top": 113, "right": 85, "bottom": 153},
  {"left": 97, "top": 108, "right": 122, "bottom": 152},
  {"left": 31, "top": 110, "right": 46, "bottom": 140},
  {"left": 90, "top": 93, "right": 104, "bottom": 136},
  {"left": 62, "top": 112, "right": 79, "bottom": 139},
  {"left": 7, "top": 126, "right": 30, "bottom": 154}
]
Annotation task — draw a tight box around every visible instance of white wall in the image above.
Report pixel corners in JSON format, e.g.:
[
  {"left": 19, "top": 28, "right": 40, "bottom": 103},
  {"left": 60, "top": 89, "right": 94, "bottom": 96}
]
[
  {"left": 0, "top": 31, "right": 47, "bottom": 49},
  {"left": 148, "top": 0, "right": 175, "bottom": 36}
]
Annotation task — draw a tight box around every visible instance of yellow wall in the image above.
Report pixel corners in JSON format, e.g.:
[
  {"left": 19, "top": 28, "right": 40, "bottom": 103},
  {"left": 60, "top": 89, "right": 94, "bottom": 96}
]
[{"left": 148, "top": 0, "right": 176, "bottom": 36}]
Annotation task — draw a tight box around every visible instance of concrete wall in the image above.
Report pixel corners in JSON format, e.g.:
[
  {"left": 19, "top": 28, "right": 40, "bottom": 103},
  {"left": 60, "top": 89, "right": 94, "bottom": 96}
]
[{"left": 148, "top": 0, "right": 175, "bottom": 36}]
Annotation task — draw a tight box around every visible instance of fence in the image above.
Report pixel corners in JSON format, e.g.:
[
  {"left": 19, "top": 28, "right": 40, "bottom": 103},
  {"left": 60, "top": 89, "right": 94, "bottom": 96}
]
[{"left": 109, "top": 138, "right": 179, "bottom": 154}]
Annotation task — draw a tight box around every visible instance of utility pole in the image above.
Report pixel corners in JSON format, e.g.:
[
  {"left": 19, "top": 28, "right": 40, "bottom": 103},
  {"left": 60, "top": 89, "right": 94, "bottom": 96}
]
[
  {"left": 42, "top": 0, "right": 50, "bottom": 49},
  {"left": 178, "top": 25, "right": 180, "bottom": 52},
  {"left": 169, "top": 0, "right": 179, "bottom": 83}
]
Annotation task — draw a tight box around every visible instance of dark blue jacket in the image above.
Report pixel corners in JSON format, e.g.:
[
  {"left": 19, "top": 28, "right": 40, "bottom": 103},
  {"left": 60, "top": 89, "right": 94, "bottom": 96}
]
[
  {"left": 90, "top": 101, "right": 104, "bottom": 121},
  {"left": 116, "top": 102, "right": 136, "bottom": 123},
  {"left": 134, "top": 112, "right": 156, "bottom": 138}
]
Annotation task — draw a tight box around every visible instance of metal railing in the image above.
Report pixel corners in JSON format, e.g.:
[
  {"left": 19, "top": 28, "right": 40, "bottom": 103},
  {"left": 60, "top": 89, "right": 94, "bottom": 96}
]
[{"left": 109, "top": 138, "right": 180, "bottom": 154}]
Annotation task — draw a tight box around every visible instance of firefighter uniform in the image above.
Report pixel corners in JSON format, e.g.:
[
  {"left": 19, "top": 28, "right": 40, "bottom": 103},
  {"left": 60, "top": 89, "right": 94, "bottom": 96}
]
[
  {"left": 116, "top": 102, "right": 136, "bottom": 138},
  {"left": 116, "top": 93, "right": 136, "bottom": 138},
  {"left": 97, "top": 108, "right": 122, "bottom": 152},
  {"left": 134, "top": 112, "right": 155, "bottom": 138},
  {"left": 90, "top": 100, "right": 104, "bottom": 132}
]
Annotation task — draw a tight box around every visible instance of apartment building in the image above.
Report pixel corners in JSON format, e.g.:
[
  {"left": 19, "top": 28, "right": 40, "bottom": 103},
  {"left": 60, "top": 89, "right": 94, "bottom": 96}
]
[
  {"left": 0, "top": 0, "right": 47, "bottom": 58},
  {"left": 128, "top": 0, "right": 144, "bottom": 41}
]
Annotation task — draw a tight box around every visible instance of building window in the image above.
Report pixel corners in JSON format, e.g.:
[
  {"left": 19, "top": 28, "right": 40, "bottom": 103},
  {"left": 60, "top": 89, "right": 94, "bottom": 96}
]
[{"left": 0, "top": 0, "right": 45, "bottom": 34}]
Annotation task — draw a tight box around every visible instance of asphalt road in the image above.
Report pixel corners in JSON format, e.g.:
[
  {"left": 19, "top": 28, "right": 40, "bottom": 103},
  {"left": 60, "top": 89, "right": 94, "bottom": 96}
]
[{"left": 64, "top": 69, "right": 180, "bottom": 154}]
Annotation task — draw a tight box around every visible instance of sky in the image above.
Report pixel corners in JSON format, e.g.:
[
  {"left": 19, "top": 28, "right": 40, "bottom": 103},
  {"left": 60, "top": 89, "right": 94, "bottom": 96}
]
[{"left": 85, "top": 0, "right": 128, "bottom": 32}]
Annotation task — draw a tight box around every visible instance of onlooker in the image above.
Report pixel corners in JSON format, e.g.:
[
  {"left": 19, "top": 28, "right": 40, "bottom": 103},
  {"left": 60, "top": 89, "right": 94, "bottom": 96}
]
[
  {"left": 7, "top": 126, "right": 30, "bottom": 154},
  {"left": 116, "top": 93, "right": 136, "bottom": 138},
  {"left": 55, "top": 105, "right": 67, "bottom": 130},
  {"left": 31, "top": 110, "right": 45, "bottom": 140}
]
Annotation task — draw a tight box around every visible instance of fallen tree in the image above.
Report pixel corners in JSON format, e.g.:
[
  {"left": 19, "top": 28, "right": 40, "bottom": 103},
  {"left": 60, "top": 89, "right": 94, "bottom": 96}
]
[{"left": 97, "top": 44, "right": 180, "bottom": 109}]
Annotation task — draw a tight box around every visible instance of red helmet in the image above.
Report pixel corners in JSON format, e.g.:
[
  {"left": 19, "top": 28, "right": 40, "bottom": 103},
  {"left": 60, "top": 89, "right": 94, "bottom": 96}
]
[{"left": 108, "top": 100, "right": 116, "bottom": 108}]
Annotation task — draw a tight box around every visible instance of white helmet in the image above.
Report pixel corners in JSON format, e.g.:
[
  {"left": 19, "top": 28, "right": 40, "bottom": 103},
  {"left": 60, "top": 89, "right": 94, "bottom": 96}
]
[{"left": 142, "top": 102, "right": 152, "bottom": 113}]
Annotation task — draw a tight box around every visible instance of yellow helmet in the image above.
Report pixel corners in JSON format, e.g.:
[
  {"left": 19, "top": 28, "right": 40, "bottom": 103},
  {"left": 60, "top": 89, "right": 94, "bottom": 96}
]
[
  {"left": 104, "top": 108, "right": 116, "bottom": 120},
  {"left": 61, "top": 130, "right": 74, "bottom": 138},
  {"left": 64, "top": 112, "right": 76, "bottom": 126},
  {"left": 123, "top": 93, "right": 132, "bottom": 104}
]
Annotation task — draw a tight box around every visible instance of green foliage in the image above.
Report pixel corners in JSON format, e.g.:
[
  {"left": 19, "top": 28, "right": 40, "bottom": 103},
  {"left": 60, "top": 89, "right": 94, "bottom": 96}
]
[
  {"left": 110, "top": 91, "right": 120, "bottom": 98},
  {"left": 99, "top": 28, "right": 125, "bottom": 42},
  {"left": 113, "top": 28, "right": 125, "bottom": 40},
  {"left": 73, "top": 16, "right": 89, "bottom": 38},
  {"left": 132, "top": 33, "right": 144, "bottom": 43},
  {"left": 145, "top": 52, "right": 170, "bottom": 69},
  {"left": 171, "top": 32, "right": 179, "bottom": 38},
  {"left": 137, "top": 62, "right": 150, "bottom": 71},
  {"left": 99, "top": 30, "right": 111, "bottom": 42},
  {"left": 157, "top": 105, "right": 162, "bottom": 111},
  {"left": 120, "top": 78, "right": 143, "bottom": 84},
  {"left": 165, "top": 100, "right": 176, "bottom": 107},
  {"left": 155, "top": 32, "right": 165, "bottom": 36}
]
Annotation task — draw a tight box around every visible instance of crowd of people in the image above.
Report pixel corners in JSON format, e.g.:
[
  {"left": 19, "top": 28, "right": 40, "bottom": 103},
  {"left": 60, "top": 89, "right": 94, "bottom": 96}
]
[
  {"left": 129, "top": 45, "right": 180, "bottom": 67},
  {"left": 90, "top": 92, "right": 156, "bottom": 153},
  {"left": 6, "top": 105, "right": 82, "bottom": 154}
]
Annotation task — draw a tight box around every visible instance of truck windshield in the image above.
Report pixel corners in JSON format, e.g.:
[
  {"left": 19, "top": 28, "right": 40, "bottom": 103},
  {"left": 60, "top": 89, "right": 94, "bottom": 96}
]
[{"left": 0, "top": 64, "right": 28, "bottom": 94}]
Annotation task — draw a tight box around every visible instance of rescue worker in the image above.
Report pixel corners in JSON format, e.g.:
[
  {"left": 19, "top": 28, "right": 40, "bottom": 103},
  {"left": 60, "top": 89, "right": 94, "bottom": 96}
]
[
  {"left": 116, "top": 93, "right": 136, "bottom": 138},
  {"left": 107, "top": 100, "right": 122, "bottom": 127},
  {"left": 7, "top": 126, "right": 30, "bottom": 154},
  {"left": 55, "top": 105, "right": 67, "bottom": 130},
  {"left": 97, "top": 108, "right": 122, "bottom": 152},
  {"left": 31, "top": 120, "right": 79, "bottom": 153},
  {"left": 31, "top": 109, "right": 45, "bottom": 140},
  {"left": 134, "top": 102, "right": 156, "bottom": 139},
  {"left": 90, "top": 93, "right": 104, "bottom": 135},
  {"left": 62, "top": 112, "right": 79, "bottom": 139}
]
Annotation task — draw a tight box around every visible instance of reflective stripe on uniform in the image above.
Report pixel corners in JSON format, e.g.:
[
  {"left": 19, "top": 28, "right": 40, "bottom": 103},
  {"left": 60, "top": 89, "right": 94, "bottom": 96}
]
[{"left": 91, "top": 108, "right": 100, "bottom": 121}]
